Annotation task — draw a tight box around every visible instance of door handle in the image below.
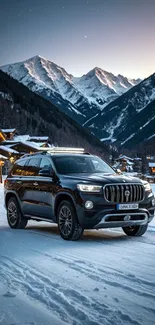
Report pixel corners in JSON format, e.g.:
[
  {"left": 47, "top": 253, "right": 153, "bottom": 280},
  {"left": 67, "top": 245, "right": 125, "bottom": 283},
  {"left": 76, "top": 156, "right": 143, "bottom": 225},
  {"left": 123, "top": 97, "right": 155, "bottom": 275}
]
[{"left": 33, "top": 182, "right": 39, "bottom": 186}]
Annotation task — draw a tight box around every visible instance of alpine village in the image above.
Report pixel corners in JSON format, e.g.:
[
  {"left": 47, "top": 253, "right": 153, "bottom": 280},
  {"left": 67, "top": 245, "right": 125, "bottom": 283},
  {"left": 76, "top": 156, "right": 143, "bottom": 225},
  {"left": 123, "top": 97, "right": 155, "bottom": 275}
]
[{"left": 0, "top": 127, "right": 154, "bottom": 183}]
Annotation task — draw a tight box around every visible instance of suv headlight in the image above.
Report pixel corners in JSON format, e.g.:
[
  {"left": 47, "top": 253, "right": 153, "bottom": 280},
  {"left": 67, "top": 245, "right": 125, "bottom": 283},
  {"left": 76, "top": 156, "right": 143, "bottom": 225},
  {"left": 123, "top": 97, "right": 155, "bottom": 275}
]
[
  {"left": 144, "top": 182, "right": 151, "bottom": 192},
  {"left": 77, "top": 184, "right": 102, "bottom": 193}
]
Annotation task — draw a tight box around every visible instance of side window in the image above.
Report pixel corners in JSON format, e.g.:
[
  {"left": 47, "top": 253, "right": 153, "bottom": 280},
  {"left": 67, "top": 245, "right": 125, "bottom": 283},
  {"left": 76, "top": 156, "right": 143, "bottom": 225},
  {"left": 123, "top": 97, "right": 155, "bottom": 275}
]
[
  {"left": 40, "top": 157, "right": 52, "bottom": 170},
  {"left": 12, "top": 159, "right": 27, "bottom": 176},
  {"left": 25, "top": 158, "right": 41, "bottom": 176}
]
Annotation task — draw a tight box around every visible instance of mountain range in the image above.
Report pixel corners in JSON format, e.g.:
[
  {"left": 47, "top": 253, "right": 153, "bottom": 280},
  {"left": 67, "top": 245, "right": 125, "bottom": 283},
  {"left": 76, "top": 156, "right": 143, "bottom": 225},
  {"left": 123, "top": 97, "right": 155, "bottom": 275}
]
[
  {"left": 1, "top": 55, "right": 155, "bottom": 151},
  {"left": 1, "top": 55, "right": 140, "bottom": 125}
]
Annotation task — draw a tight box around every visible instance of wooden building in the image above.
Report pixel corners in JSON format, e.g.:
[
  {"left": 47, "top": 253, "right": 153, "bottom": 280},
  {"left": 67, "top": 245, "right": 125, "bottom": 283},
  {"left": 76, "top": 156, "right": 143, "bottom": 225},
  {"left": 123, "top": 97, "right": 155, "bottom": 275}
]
[
  {"left": 1, "top": 128, "right": 17, "bottom": 140},
  {"left": 148, "top": 162, "right": 155, "bottom": 175},
  {"left": 0, "top": 127, "right": 50, "bottom": 171}
]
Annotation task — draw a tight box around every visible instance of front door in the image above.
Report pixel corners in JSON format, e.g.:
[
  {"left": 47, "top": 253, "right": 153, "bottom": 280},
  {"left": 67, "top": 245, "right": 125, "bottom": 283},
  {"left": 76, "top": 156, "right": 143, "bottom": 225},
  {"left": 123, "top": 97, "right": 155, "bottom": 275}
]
[{"left": 33, "top": 157, "right": 56, "bottom": 219}]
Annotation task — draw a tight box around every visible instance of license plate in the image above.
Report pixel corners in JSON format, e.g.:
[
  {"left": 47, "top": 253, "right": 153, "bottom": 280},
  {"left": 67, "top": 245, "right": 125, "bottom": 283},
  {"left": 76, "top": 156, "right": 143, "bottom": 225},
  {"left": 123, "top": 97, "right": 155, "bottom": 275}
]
[{"left": 117, "top": 203, "right": 139, "bottom": 210}]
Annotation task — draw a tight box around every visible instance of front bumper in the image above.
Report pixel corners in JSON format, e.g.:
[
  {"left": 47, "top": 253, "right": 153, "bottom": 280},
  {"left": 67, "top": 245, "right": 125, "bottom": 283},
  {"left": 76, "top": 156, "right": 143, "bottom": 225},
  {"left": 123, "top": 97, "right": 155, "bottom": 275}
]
[
  {"left": 76, "top": 192, "right": 155, "bottom": 229},
  {"left": 93, "top": 209, "right": 149, "bottom": 229}
]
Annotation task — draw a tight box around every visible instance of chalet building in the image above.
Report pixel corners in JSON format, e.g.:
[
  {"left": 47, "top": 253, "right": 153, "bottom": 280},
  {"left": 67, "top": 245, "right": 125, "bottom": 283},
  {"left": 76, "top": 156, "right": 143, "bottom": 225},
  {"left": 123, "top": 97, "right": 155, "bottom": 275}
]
[
  {"left": 148, "top": 162, "right": 155, "bottom": 175},
  {"left": 1, "top": 128, "right": 17, "bottom": 140},
  {"left": 114, "top": 155, "right": 134, "bottom": 172},
  {"left": 0, "top": 127, "right": 51, "bottom": 170},
  {"left": 114, "top": 155, "right": 142, "bottom": 173}
]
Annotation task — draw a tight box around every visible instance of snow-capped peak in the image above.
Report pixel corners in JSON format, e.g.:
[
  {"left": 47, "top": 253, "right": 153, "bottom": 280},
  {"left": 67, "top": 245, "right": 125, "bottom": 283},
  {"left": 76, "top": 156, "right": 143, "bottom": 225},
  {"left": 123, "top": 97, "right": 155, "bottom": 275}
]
[{"left": 1, "top": 55, "right": 141, "bottom": 122}]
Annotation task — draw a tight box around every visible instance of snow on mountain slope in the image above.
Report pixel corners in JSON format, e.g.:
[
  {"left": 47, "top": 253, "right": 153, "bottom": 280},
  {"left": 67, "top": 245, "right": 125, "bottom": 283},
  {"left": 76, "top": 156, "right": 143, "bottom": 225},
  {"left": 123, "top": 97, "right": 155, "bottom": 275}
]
[
  {"left": 84, "top": 73, "right": 155, "bottom": 147},
  {"left": 0, "top": 181, "right": 155, "bottom": 325},
  {"left": 74, "top": 68, "right": 140, "bottom": 108},
  {"left": 1, "top": 55, "right": 140, "bottom": 124}
]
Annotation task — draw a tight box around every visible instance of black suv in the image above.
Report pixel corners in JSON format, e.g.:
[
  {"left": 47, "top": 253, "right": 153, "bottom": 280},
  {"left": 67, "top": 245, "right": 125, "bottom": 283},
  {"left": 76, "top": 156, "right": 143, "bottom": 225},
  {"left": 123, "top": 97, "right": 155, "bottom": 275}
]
[{"left": 4, "top": 148, "right": 155, "bottom": 240}]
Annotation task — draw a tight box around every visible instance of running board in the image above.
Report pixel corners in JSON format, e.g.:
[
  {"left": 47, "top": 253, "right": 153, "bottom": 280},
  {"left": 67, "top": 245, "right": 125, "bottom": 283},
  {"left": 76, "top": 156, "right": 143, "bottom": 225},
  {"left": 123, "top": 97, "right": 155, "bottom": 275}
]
[{"left": 24, "top": 215, "right": 55, "bottom": 223}]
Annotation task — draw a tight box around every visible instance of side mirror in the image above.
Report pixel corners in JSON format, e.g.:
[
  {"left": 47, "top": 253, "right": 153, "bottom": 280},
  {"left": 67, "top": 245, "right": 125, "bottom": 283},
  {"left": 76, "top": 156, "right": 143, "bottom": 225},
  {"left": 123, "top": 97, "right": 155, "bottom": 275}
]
[{"left": 39, "top": 168, "right": 54, "bottom": 177}]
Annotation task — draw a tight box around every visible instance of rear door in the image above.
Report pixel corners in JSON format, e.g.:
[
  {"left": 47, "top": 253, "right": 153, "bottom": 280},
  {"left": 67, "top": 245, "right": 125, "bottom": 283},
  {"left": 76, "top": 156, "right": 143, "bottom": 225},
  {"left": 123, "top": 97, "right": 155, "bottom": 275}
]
[
  {"left": 7, "top": 158, "right": 28, "bottom": 195},
  {"left": 20, "top": 157, "right": 41, "bottom": 216}
]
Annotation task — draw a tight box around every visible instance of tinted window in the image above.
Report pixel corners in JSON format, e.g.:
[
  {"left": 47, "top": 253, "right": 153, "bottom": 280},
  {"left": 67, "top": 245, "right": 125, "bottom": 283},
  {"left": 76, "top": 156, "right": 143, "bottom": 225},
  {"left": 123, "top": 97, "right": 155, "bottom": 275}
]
[
  {"left": 52, "top": 156, "right": 113, "bottom": 174},
  {"left": 12, "top": 159, "right": 27, "bottom": 176},
  {"left": 40, "top": 157, "right": 52, "bottom": 169},
  {"left": 25, "top": 158, "right": 41, "bottom": 176}
]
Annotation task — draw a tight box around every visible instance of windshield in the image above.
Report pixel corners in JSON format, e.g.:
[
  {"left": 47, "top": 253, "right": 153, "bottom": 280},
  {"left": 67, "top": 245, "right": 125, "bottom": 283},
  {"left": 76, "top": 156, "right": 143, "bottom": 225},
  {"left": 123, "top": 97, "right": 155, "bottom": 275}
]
[{"left": 52, "top": 155, "right": 114, "bottom": 174}]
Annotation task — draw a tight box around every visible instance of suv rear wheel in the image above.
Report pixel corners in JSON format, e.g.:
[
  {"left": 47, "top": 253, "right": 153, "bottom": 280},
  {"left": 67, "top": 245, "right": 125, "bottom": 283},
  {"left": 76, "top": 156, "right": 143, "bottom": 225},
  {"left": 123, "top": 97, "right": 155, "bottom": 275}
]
[
  {"left": 122, "top": 224, "right": 148, "bottom": 237},
  {"left": 57, "top": 200, "right": 84, "bottom": 240},
  {"left": 7, "top": 197, "right": 28, "bottom": 229}
]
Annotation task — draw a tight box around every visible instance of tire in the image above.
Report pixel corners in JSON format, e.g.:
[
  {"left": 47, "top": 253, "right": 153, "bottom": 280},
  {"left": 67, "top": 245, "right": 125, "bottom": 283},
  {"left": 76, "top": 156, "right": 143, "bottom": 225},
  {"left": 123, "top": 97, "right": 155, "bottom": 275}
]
[
  {"left": 7, "top": 197, "right": 28, "bottom": 229},
  {"left": 57, "top": 200, "right": 84, "bottom": 241},
  {"left": 122, "top": 224, "right": 148, "bottom": 237}
]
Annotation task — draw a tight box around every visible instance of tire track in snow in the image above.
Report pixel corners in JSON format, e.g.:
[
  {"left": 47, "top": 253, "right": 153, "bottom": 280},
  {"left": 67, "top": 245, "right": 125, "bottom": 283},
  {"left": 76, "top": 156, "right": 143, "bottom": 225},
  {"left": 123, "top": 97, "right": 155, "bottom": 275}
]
[
  {"left": 0, "top": 256, "right": 112, "bottom": 325},
  {"left": 44, "top": 252, "right": 155, "bottom": 297},
  {"left": 0, "top": 255, "right": 145, "bottom": 325}
]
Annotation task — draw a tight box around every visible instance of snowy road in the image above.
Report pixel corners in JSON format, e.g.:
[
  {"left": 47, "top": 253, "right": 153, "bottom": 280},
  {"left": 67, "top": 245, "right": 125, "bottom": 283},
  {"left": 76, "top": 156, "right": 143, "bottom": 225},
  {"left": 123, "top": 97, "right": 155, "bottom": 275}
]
[{"left": 0, "top": 182, "right": 155, "bottom": 325}]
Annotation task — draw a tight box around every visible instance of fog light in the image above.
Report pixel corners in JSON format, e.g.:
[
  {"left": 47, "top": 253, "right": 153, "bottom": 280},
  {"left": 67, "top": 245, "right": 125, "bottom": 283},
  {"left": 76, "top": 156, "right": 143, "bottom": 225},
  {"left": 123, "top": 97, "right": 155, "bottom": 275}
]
[
  {"left": 85, "top": 201, "right": 94, "bottom": 209},
  {"left": 152, "top": 198, "right": 155, "bottom": 207}
]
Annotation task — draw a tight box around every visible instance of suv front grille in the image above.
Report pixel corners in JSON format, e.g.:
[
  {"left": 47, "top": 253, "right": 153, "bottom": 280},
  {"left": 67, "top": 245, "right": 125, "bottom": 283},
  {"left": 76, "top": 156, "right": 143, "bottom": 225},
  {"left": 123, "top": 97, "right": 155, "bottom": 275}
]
[{"left": 104, "top": 184, "right": 144, "bottom": 203}]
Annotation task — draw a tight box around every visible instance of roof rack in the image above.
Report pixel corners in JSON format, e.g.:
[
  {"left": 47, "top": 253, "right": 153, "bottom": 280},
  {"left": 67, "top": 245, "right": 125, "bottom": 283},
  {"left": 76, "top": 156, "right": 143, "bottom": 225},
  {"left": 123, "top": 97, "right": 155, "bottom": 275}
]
[{"left": 40, "top": 147, "right": 86, "bottom": 154}]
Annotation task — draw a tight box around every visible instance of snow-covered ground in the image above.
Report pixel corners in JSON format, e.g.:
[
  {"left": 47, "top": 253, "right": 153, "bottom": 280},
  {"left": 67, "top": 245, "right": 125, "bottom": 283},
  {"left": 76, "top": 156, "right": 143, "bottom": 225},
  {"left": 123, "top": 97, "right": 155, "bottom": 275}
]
[{"left": 0, "top": 181, "right": 155, "bottom": 325}]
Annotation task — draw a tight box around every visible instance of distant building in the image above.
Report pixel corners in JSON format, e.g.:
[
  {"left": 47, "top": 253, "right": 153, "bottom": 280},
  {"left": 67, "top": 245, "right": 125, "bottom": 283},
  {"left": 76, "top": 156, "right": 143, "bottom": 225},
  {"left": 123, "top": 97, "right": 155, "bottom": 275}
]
[
  {"left": 1, "top": 128, "right": 17, "bottom": 140},
  {"left": 0, "top": 127, "right": 51, "bottom": 170},
  {"left": 148, "top": 162, "right": 155, "bottom": 175},
  {"left": 113, "top": 154, "right": 142, "bottom": 173},
  {"left": 114, "top": 155, "right": 134, "bottom": 172}
]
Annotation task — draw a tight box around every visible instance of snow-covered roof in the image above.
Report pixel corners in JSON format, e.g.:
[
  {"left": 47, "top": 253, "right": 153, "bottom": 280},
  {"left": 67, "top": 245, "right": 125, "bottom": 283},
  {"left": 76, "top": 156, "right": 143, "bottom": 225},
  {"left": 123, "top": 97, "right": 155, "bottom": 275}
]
[
  {"left": 0, "top": 145, "right": 19, "bottom": 154},
  {"left": 29, "top": 136, "right": 49, "bottom": 141},
  {"left": 1, "top": 128, "right": 16, "bottom": 133},
  {"left": 127, "top": 161, "right": 134, "bottom": 165},
  {"left": 14, "top": 135, "right": 30, "bottom": 142},
  {"left": 20, "top": 141, "right": 41, "bottom": 150},
  {"left": 116, "top": 155, "right": 134, "bottom": 161},
  {"left": 3, "top": 141, "right": 48, "bottom": 153},
  {"left": 13, "top": 135, "right": 49, "bottom": 142},
  {"left": 0, "top": 154, "right": 8, "bottom": 160},
  {"left": 149, "top": 162, "right": 155, "bottom": 167},
  {"left": 34, "top": 142, "right": 48, "bottom": 147}
]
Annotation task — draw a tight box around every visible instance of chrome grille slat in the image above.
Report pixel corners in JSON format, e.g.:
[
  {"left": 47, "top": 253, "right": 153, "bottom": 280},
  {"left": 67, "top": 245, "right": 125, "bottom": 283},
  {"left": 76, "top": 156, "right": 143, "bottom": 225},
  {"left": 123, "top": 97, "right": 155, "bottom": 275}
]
[
  {"left": 129, "top": 185, "right": 133, "bottom": 202},
  {"left": 111, "top": 186, "right": 115, "bottom": 202},
  {"left": 121, "top": 185, "right": 124, "bottom": 203},
  {"left": 133, "top": 185, "right": 136, "bottom": 201},
  {"left": 116, "top": 185, "right": 120, "bottom": 202},
  {"left": 139, "top": 185, "right": 141, "bottom": 201},
  {"left": 104, "top": 183, "right": 144, "bottom": 203},
  {"left": 137, "top": 185, "right": 139, "bottom": 201}
]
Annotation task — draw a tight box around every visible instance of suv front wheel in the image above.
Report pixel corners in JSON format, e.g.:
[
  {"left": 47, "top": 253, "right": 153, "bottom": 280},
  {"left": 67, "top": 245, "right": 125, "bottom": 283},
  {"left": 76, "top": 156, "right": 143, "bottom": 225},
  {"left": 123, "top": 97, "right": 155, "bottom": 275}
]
[
  {"left": 57, "top": 200, "right": 84, "bottom": 240},
  {"left": 7, "top": 197, "right": 28, "bottom": 229},
  {"left": 122, "top": 224, "right": 148, "bottom": 237}
]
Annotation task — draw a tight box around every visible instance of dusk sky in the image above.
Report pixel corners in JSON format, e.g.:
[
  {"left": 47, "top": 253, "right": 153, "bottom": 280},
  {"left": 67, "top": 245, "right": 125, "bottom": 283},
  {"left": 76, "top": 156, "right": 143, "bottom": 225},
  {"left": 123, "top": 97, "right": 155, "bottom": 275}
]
[{"left": 0, "top": 0, "right": 155, "bottom": 78}]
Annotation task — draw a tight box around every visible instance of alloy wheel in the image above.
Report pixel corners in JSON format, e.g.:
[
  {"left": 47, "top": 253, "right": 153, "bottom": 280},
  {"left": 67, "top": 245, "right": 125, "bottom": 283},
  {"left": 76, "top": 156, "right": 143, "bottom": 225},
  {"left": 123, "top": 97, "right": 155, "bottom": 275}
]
[
  {"left": 59, "top": 205, "right": 72, "bottom": 236},
  {"left": 8, "top": 202, "right": 18, "bottom": 226}
]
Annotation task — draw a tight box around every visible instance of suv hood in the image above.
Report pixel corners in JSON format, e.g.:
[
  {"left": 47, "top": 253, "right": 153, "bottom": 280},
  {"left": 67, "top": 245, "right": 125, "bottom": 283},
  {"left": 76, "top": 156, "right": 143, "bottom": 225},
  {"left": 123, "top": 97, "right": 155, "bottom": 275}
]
[{"left": 63, "top": 173, "right": 142, "bottom": 184}]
